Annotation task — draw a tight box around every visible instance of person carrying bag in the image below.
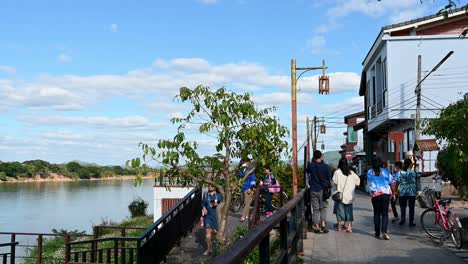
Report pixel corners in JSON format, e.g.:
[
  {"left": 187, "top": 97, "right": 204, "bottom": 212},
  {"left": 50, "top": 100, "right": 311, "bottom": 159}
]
[{"left": 332, "top": 158, "right": 360, "bottom": 233}]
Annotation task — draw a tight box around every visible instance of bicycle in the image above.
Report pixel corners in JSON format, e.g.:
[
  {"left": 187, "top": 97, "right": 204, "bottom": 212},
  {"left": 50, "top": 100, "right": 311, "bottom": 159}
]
[
  {"left": 230, "top": 180, "right": 244, "bottom": 213},
  {"left": 420, "top": 175, "right": 463, "bottom": 249}
]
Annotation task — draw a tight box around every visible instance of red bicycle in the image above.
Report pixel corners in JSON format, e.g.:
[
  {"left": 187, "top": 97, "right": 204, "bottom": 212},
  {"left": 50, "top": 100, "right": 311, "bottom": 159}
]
[{"left": 420, "top": 176, "right": 463, "bottom": 249}]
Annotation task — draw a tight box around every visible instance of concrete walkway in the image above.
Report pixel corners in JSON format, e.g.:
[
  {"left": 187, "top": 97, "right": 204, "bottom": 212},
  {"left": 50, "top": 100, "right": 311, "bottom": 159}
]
[{"left": 303, "top": 192, "right": 468, "bottom": 263}]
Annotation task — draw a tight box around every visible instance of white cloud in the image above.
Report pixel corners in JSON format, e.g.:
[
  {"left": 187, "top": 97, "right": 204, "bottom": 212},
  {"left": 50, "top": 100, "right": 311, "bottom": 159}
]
[
  {"left": 306, "top": 35, "right": 326, "bottom": 55},
  {"left": 390, "top": 7, "right": 428, "bottom": 24},
  {"left": 57, "top": 53, "right": 72, "bottom": 63},
  {"left": 0, "top": 84, "right": 84, "bottom": 110},
  {"left": 18, "top": 115, "right": 165, "bottom": 130},
  {"left": 316, "top": 0, "right": 429, "bottom": 33},
  {"left": 110, "top": 23, "right": 118, "bottom": 33},
  {"left": 0, "top": 65, "right": 16, "bottom": 75},
  {"left": 198, "top": 0, "right": 218, "bottom": 4}
]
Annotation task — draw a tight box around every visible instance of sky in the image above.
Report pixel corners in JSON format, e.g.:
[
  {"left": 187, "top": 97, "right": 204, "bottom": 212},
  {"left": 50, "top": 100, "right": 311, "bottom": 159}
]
[{"left": 0, "top": 0, "right": 465, "bottom": 165}]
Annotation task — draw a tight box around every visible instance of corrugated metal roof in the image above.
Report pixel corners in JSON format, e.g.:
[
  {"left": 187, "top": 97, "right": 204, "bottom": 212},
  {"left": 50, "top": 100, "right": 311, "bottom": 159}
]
[{"left": 415, "top": 139, "right": 440, "bottom": 151}]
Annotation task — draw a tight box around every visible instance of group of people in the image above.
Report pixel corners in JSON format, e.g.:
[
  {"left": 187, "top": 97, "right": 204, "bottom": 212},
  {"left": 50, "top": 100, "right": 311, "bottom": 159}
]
[
  {"left": 305, "top": 149, "right": 418, "bottom": 240},
  {"left": 200, "top": 150, "right": 418, "bottom": 255},
  {"left": 306, "top": 150, "right": 360, "bottom": 233},
  {"left": 200, "top": 162, "right": 278, "bottom": 256},
  {"left": 369, "top": 157, "right": 417, "bottom": 240}
]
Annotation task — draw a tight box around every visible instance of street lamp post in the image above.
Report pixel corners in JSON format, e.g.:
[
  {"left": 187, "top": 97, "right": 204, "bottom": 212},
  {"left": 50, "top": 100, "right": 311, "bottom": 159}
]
[{"left": 291, "top": 59, "right": 328, "bottom": 197}]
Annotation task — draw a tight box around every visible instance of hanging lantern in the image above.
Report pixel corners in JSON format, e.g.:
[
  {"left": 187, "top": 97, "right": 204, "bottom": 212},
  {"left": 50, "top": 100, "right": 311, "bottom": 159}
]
[
  {"left": 321, "top": 143, "right": 325, "bottom": 150},
  {"left": 319, "top": 75, "right": 330, "bottom": 94},
  {"left": 320, "top": 123, "right": 326, "bottom": 134}
]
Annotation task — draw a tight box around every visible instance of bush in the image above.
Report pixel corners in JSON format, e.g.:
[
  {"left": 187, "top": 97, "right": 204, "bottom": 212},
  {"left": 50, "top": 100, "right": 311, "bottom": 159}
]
[
  {"left": 128, "top": 198, "right": 148, "bottom": 218},
  {"left": 0, "top": 172, "right": 7, "bottom": 181}
]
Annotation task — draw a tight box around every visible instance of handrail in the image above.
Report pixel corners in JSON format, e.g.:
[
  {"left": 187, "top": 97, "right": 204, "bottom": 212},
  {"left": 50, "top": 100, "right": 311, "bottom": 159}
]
[
  {"left": 66, "top": 187, "right": 201, "bottom": 264},
  {"left": 211, "top": 188, "right": 306, "bottom": 263},
  {"left": 138, "top": 188, "right": 198, "bottom": 241},
  {"left": 0, "top": 242, "right": 18, "bottom": 247}
]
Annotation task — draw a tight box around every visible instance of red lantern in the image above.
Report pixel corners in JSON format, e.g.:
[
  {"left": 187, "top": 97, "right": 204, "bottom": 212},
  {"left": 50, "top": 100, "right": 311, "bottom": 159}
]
[
  {"left": 320, "top": 124, "right": 326, "bottom": 134},
  {"left": 319, "top": 75, "right": 330, "bottom": 94}
]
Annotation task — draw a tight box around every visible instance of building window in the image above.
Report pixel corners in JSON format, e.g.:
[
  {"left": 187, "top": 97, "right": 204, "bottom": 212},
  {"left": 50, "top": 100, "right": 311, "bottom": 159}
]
[{"left": 382, "top": 59, "right": 387, "bottom": 108}]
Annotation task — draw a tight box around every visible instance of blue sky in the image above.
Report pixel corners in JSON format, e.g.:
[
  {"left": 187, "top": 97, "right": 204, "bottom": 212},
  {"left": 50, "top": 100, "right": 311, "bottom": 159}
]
[{"left": 1, "top": 0, "right": 464, "bottom": 165}]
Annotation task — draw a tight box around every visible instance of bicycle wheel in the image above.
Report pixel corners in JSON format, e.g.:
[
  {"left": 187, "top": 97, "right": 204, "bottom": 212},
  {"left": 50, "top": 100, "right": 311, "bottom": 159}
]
[
  {"left": 448, "top": 214, "right": 463, "bottom": 249},
  {"left": 421, "top": 208, "right": 445, "bottom": 239},
  {"left": 272, "top": 192, "right": 288, "bottom": 210},
  {"left": 230, "top": 193, "right": 242, "bottom": 213}
]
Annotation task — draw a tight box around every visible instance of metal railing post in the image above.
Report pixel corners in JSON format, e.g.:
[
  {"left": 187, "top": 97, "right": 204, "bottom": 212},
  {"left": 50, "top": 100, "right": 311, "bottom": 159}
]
[
  {"left": 37, "top": 234, "right": 43, "bottom": 264},
  {"left": 64, "top": 235, "right": 70, "bottom": 264},
  {"left": 259, "top": 235, "right": 270, "bottom": 264},
  {"left": 10, "top": 234, "right": 15, "bottom": 264}
]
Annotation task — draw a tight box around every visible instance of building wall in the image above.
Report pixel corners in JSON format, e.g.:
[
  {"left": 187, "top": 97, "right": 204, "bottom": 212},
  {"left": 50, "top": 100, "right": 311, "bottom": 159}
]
[
  {"left": 153, "top": 186, "right": 193, "bottom": 222},
  {"left": 365, "top": 35, "right": 467, "bottom": 132},
  {"left": 386, "top": 36, "right": 468, "bottom": 121}
]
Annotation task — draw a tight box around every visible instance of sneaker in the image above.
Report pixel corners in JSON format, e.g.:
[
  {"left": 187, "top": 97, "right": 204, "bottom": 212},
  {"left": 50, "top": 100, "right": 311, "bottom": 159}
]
[
  {"left": 374, "top": 233, "right": 380, "bottom": 239},
  {"left": 399, "top": 220, "right": 406, "bottom": 226},
  {"left": 321, "top": 226, "right": 329, "bottom": 233},
  {"left": 382, "top": 233, "right": 390, "bottom": 240},
  {"left": 203, "top": 250, "right": 212, "bottom": 256},
  {"left": 392, "top": 217, "right": 400, "bottom": 223},
  {"left": 265, "top": 212, "right": 273, "bottom": 218},
  {"left": 409, "top": 223, "right": 416, "bottom": 227},
  {"left": 312, "top": 227, "right": 323, "bottom": 234}
]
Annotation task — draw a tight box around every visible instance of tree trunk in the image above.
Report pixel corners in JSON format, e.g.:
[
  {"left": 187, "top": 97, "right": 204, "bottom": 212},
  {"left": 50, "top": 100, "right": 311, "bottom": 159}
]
[{"left": 217, "top": 136, "right": 231, "bottom": 244}]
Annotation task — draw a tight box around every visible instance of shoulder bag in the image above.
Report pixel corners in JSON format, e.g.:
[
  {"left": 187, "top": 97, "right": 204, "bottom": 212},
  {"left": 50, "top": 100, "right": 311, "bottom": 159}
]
[{"left": 332, "top": 173, "right": 349, "bottom": 202}]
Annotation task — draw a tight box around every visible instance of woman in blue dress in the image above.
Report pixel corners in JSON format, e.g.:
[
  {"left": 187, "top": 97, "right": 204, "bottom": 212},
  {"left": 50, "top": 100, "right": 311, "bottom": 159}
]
[
  {"left": 202, "top": 184, "right": 222, "bottom": 256},
  {"left": 396, "top": 158, "right": 417, "bottom": 227}
]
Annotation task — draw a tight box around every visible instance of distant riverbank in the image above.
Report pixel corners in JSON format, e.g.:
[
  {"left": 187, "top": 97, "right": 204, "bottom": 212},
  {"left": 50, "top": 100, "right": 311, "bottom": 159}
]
[{"left": 0, "top": 173, "right": 154, "bottom": 183}]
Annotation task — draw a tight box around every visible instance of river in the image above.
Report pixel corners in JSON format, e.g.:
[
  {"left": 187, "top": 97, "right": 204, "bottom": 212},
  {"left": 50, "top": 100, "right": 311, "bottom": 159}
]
[{"left": 0, "top": 179, "right": 154, "bottom": 234}]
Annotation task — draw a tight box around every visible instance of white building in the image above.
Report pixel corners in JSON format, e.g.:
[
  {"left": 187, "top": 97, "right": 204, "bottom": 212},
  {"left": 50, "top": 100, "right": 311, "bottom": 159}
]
[
  {"left": 153, "top": 177, "right": 193, "bottom": 222},
  {"left": 358, "top": 8, "right": 468, "bottom": 167}
]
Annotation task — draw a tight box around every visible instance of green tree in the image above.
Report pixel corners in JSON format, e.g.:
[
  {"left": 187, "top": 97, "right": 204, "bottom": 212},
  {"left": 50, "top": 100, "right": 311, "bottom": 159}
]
[
  {"left": 423, "top": 94, "right": 468, "bottom": 196},
  {"left": 66, "top": 161, "right": 82, "bottom": 173},
  {"left": 129, "top": 85, "right": 289, "bottom": 243}
]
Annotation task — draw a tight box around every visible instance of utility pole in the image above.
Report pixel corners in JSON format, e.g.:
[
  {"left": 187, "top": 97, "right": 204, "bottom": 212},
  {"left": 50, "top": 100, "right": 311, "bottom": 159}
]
[
  {"left": 290, "top": 60, "right": 328, "bottom": 197},
  {"left": 291, "top": 59, "right": 298, "bottom": 197},
  {"left": 415, "top": 55, "right": 422, "bottom": 141},
  {"left": 313, "top": 116, "right": 318, "bottom": 152},
  {"left": 306, "top": 116, "right": 311, "bottom": 162}
]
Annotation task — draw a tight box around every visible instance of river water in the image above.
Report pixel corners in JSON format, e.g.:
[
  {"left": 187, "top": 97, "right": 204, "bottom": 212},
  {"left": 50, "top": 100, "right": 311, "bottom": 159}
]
[{"left": 0, "top": 179, "right": 154, "bottom": 234}]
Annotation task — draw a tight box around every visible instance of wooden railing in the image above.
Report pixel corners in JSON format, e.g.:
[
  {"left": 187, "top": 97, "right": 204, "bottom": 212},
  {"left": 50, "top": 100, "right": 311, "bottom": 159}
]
[
  {"left": 210, "top": 188, "right": 306, "bottom": 264},
  {"left": 66, "top": 188, "right": 202, "bottom": 264},
  {"left": 0, "top": 242, "right": 18, "bottom": 264}
]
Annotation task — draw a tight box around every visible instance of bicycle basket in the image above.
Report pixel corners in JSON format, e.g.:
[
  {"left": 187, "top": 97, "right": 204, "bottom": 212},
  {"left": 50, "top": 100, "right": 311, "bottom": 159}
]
[{"left": 424, "top": 189, "right": 435, "bottom": 208}]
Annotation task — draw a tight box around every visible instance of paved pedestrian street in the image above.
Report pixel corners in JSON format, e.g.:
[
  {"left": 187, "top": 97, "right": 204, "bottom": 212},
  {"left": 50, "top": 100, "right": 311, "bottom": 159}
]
[{"left": 303, "top": 192, "right": 467, "bottom": 263}]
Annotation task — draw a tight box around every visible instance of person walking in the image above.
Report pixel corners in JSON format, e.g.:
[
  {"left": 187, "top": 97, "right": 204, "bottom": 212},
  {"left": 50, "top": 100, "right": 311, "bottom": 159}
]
[
  {"left": 259, "top": 166, "right": 276, "bottom": 218},
  {"left": 239, "top": 163, "right": 256, "bottom": 222},
  {"left": 367, "top": 157, "right": 392, "bottom": 240},
  {"left": 332, "top": 158, "right": 360, "bottom": 232},
  {"left": 397, "top": 158, "right": 417, "bottom": 227},
  {"left": 202, "top": 184, "right": 223, "bottom": 256},
  {"left": 390, "top": 161, "right": 402, "bottom": 223},
  {"left": 307, "top": 150, "right": 332, "bottom": 233}
]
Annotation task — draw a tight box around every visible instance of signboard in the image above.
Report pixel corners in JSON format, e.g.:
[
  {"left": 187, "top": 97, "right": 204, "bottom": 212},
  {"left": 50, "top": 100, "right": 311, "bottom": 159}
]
[{"left": 347, "top": 127, "right": 357, "bottom": 142}]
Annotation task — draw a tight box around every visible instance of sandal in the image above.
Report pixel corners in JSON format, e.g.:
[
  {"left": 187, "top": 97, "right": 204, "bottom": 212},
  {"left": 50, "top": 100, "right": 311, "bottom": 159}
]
[
  {"left": 240, "top": 217, "right": 246, "bottom": 222},
  {"left": 346, "top": 228, "right": 352, "bottom": 233},
  {"left": 336, "top": 227, "right": 342, "bottom": 232}
]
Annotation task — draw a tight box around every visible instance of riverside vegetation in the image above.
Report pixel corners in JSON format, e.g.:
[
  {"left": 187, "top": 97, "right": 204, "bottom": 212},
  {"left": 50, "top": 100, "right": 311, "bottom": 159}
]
[
  {"left": 25, "top": 199, "right": 151, "bottom": 264},
  {"left": 0, "top": 160, "right": 155, "bottom": 182}
]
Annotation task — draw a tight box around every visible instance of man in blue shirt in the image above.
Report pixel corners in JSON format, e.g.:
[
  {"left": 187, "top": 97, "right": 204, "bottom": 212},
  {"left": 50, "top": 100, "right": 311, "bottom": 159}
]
[
  {"left": 238, "top": 162, "right": 256, "bottom": 221},
  {"left": 306, "top": 150, "right": 332, "bottom": 233}
]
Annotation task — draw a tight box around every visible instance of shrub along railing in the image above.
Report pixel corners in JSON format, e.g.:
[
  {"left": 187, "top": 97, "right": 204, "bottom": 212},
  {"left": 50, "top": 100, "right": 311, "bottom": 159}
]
[
  {"left": 66, "top": 188, "right": 202, "bottom": 264},
  {"left": 210, "top": 188, "right": 306, "bottom": 264}
]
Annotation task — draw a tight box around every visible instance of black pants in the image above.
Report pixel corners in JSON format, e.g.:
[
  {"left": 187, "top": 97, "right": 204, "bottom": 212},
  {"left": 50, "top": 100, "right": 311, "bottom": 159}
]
[
  {"left": 390, "top": 197, "right": 398, "bottom": 218},
  {"left": 371, "top": 194, "right": 390, "bottom": 235},
  {"left": 262, "top": 189, "right": 274, "bottom": 213},
  {"left": 399, "top": 196, "right": 416, "bottom": 224}
]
